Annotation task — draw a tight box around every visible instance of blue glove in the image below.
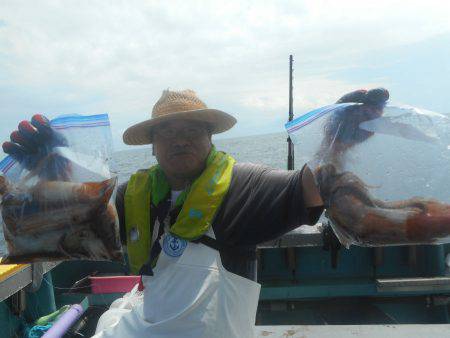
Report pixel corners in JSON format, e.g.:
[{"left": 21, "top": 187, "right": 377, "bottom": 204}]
[
  {"left": 325, "top": 88, "right": 389, "bottom": 147},
  {"left": 336, "top": 88, "right": 389, "bottom": 106},
  {"left": 2, "top": 114, "right": 71, "bottom": 180}
]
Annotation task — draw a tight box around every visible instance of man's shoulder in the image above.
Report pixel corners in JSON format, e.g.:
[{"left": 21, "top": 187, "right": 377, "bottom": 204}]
[
  {"left": 233, "top": 162, "right": 267, "bottom": 170},
  {"left": 117, "top": 167, "right": 149, "bottom": 192},
  {"left": 232, "top": 162, "right": 271, "bottom": 175},
  {"left": 232, "top": 162, "right": 300, "bottom": 181},
  {"left": 117, "top": 180, "right": 129, "bottom": 198},
  {"left": 230, "top": 162, "right": 267, "bottom": 185}
]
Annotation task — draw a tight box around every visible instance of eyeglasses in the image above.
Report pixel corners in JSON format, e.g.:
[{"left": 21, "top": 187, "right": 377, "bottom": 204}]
[{"left": 153, "top": 125, "right": 208, "bottom": 140}]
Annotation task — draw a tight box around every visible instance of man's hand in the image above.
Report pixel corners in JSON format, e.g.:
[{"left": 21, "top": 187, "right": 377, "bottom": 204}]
[
  {"left": 301, "top": 88, "right": 389, "bottom": 209},
  {"left": 336, "top": 88, "right": 389, "bottom": 106},
  {"left": 2, "top": 114, "right": 70, "bottom": 180}
]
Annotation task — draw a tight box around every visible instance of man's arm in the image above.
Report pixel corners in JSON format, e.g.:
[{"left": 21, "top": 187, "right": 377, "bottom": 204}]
[
  {"left": 302, "top": 165, "right": 324, "bottom": 208},
  {"left": 212, "top": 163, "right": 324, "bottom": 247}
]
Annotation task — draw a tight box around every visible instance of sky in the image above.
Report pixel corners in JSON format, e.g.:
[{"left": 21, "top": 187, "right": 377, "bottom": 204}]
[{"left": 0, "top": 0, "right": 449, "bottom": 151}]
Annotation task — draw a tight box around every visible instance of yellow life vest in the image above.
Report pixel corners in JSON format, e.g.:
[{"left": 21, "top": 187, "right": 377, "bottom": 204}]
[{"left": 124, "top": 150, "right": 235, "bottom": 275}]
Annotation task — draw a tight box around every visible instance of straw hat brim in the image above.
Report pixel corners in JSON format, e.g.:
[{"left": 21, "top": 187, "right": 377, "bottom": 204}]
[{"left": 123, "top": 108, "right": 237, "bottom": 145}]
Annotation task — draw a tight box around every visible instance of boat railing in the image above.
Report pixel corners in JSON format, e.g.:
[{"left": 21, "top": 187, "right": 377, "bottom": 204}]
[{"left": 0, "top": 261, "right": 59, "bottom": 302}]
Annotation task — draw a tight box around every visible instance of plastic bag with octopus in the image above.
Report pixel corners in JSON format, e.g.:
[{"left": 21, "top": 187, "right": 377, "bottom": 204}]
[
  {"left": 286, "top": 89, "right": 450, "bottom": 248},
  {"left": 0, "top": 114, "right": 124, "bottom": 263}
]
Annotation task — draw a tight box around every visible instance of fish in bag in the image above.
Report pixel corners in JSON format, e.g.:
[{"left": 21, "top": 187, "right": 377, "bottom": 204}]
[
  {"left": 0, "top": 114, "right": 123, "bottom": 263},
  {"left": 287, "top": 89, "right": 450, "bottom": 247}
]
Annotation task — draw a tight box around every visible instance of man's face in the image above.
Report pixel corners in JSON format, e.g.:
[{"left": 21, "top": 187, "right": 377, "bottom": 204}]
[{"left": 152, "top": 119, "right": 212, "bottom": 180}]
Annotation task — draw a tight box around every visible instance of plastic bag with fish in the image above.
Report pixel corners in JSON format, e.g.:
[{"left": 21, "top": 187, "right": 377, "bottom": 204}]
[
  {"left": 286, "top": 88, "right": 450, "bottom": 248},
  {"left": 0, "top": 114, "right": 124, "bottom": 263}
]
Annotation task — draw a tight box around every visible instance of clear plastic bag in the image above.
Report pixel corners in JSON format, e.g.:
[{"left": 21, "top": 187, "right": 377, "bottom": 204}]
[
  {"left": 95, "top": 284, "right": 143, "bottom": 335},
  {"left": 0, "top": 114, "right": 124, "bottom": 263},
  {"left": 287, "top": 103, "right": 450, "bottom": 248}
]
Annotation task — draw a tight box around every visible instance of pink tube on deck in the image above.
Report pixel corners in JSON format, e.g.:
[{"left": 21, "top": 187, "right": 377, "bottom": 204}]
[
  {"left": 42, "top": 304, "right": 84, "bottom": 338},
  {"left": 90, "top": 276, "right": 143, "bottom": 294}
]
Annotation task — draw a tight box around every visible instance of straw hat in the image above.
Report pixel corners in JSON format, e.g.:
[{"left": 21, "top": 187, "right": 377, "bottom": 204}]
[{"left": 123, "top": 89, "right": 237, "bottom": 145}]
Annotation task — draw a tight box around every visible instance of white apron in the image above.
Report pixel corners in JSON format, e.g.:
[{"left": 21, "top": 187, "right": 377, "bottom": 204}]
[{"left": 93, "top": 228, "right": 261, "bottom": 338}]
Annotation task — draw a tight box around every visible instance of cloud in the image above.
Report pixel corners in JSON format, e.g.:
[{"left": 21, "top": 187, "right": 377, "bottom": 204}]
[{"left": 0, "top": 0, "right": 449, "bottom": 151}]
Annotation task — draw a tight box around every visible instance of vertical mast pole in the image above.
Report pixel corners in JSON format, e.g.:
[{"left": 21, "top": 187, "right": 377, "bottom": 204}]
[
  {"left": 287, "top": 55, "right": 294, "bottom": 170},
  {"left": 286, "top": 56, "right": 297, "bottom": 279}
]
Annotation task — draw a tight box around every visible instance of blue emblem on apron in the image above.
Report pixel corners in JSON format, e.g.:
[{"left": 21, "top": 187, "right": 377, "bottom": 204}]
[{"left": 163, "top": 234, "right": 187, "bottom": 257}]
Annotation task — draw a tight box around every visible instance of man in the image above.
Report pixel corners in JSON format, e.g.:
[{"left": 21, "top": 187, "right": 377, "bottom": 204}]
[
  {"left": 116, "top": 89, "right": 324, "bottom": 280},
  {"left": 99, "top": 89, "right": 323, "bottom": 337},
  {"left": 3, "top": 88, "right": 386, "bottom": 337}
]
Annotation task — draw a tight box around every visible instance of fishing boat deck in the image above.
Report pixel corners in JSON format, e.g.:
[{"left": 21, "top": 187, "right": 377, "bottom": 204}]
[
  {"left": 255, "top": 324, "right": 450, "bottom": 337},
  {"left": 1, "top": 225, "right": 450, "bottom": 337}
]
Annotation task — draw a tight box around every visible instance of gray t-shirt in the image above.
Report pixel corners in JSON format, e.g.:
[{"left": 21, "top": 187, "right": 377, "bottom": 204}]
[{"left": 116, "top": 163, "right": 323, "bottom": 280}]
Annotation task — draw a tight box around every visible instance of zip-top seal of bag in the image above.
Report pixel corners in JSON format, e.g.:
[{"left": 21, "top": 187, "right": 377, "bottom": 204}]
[
  {"left": 286, "top": 88, "right": 450, "bottom": 248},
  {"left": 0, "top": 114, "right": 124, "bottom": 264}
]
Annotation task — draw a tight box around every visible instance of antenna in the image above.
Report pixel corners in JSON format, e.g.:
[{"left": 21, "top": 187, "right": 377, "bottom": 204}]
[{"left": 287, "top": 55, "right": 294, "bottom": 170}]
